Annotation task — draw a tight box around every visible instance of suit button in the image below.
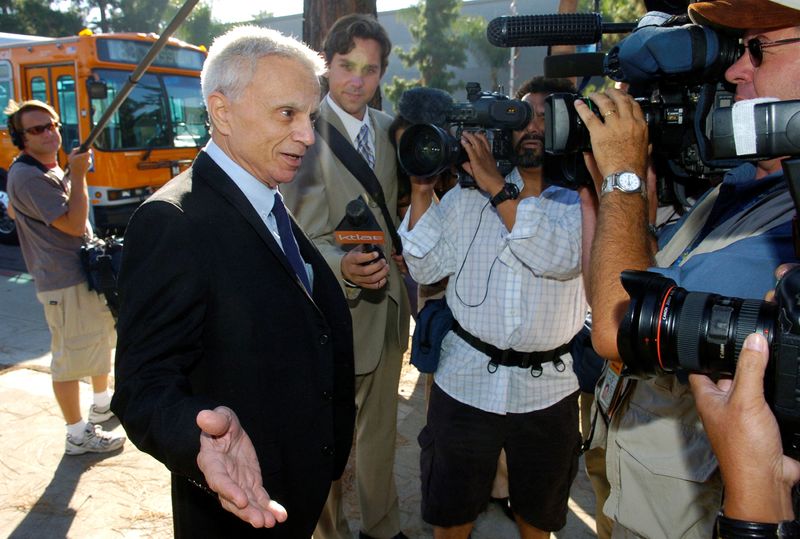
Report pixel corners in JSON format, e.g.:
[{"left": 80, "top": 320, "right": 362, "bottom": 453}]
[
  {"left": 322, "top": 445, "right": 335, "bottom": 456},
  {"left": 319, "top": 334, "right": 329, "bottom": 345},
  {"left": 322, "top": 390, "right": 333, "bottom": 401}
]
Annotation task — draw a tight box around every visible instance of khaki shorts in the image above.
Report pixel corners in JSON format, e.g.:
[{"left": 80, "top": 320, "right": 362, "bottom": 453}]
[{"left": 36, "top": 283, "right": 116, "bottom": 382}]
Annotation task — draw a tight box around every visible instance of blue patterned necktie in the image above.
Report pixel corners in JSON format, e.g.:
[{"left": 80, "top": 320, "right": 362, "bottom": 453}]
[
  {"left": 271, "top": 193, "right": 311, "bottom": 293},
  {"left": 356, "top": 124, "right": 375, "bottom": 169}
]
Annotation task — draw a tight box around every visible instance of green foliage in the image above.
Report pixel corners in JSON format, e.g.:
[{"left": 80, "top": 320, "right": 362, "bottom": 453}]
[
  {"left": 168, "top": 1, "right": 229, "bottom": 47},
  {"left": 383, "top": 76, "right": 420, "bottom": 108},
  {"left": 384, "top": 0, "right": 467, "bottom": 107},
  {"left": 455, "top": 16, "right": 507, "bottom": 90},
  {"left": 0, "top": 0, "right": 84, "bottom": 36}
]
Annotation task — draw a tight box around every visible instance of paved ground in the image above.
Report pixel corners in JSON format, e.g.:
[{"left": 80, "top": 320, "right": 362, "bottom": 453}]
[{"left": 0, "top": 247, "right": 599, "bottom": 538}]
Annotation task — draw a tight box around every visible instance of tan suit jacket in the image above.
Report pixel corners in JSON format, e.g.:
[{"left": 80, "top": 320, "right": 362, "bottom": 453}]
[{"left": 282, "top": 100, "right": 410, "bottom": 375}]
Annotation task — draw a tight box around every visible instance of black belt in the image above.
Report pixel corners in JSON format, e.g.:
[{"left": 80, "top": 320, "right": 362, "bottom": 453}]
[{"left": 452, "top": 320, "right": 569, "bottom": 377}]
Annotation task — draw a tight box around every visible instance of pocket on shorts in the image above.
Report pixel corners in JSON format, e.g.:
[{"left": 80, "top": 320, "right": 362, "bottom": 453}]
[{"left": 37, "top": 289, "right": 66, "bottom": 332}]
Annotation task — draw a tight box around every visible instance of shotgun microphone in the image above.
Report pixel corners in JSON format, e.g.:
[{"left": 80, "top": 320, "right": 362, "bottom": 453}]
[{"left": 486, "top": 13, "right": 635, "bottom": 48}]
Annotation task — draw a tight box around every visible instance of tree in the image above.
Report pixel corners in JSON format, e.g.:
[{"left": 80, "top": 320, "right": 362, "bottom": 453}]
[
  {"left": 167, "top": 1, "right": 228, "bottom": 48},
  {"left": 0, "top": 0, "right": 84, "bottom": 36},
  {"left": 302, "top": 0, "right": 376, "bottom": 52},
  {"left": 455, "top": 16, "right": 507, "bottom": 91},
  {"left": 384, "top": 0, "right": 466, "bottom": 107}
]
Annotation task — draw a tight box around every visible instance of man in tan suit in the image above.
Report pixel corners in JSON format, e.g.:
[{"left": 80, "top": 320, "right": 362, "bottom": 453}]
[{"left": 282, "top": 13, "right": 410, "bottom": 539}]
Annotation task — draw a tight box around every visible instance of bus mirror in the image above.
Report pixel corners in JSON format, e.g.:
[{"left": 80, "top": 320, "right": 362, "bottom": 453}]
[{"left": 87, "top": 80, "right": 108, "bottom": 100}]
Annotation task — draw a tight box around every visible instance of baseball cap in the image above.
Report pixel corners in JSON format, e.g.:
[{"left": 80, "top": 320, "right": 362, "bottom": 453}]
[{"left": 688, "top": 0, "right": 800, "bottom": 30}]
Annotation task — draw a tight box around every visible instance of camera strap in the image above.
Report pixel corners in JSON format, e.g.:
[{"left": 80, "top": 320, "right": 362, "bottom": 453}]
[{"left": 315, "top": 117, "right": 403, "bottom": 255}]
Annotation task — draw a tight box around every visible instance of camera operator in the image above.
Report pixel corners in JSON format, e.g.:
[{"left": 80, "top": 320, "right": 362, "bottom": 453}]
[
  {"left": 577, "top": 1, "right": 800, "bottom": 538},
  {"left": 400, "top": 76, "right": 585, "bottom": 539}
]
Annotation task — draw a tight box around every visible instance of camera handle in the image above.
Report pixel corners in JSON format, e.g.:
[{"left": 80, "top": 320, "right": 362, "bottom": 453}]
[{"left": 781, "top": 158, "right": 800, "bottom": 258}]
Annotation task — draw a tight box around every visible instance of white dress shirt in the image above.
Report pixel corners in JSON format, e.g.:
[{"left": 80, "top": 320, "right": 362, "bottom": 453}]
[
  {"left": 204, "top": 140, "right": 313, "bottom": 288},
  {"left": 325, "top": 93, "right": 374, "bottom": 148},
  {"left": 399, "top": 168, "right": 585, "bottom": 414}
]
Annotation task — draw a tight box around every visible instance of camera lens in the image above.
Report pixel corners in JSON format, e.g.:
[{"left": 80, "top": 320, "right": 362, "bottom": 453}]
[
  {"left": 398, "top": 124, "right": 462, "bottom": 178},
  {"left": 618, "top": 270, "right": 777, "bottom": 377}
]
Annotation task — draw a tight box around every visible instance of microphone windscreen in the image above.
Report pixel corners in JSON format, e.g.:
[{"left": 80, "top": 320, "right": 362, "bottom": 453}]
[
  {"left": 487, "top": 13, "right": 603, "bottom": 48},
  {"left": 397, "top": 87, "right": 454, "bottom": 127}
]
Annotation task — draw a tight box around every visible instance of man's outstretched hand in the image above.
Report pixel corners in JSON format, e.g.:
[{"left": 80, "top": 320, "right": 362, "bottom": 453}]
[{"left": 196, "top": 406, "right": 288, "bottom": 527}]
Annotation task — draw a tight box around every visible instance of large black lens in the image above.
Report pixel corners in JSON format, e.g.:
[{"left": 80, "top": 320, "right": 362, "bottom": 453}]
[
  {"left": 398, "top": 124, "right": 462, "bottom": 178},
  {"left": 618, "top": 270, "right": 777, "bottom": 377}
]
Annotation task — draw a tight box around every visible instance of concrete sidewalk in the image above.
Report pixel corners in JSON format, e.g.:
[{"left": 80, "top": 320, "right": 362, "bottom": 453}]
[{"left": 0, "top": 270, "right": 599, "bottom": 538}]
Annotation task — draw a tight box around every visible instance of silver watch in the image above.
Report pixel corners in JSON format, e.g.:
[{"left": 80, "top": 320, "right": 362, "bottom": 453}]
[{"left": 601, "top": 171, "right": 645, "bottom": 197}]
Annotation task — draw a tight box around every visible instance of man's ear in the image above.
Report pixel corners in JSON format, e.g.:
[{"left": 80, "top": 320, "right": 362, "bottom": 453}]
[{"left": 207, "top": 92, "right": 231, "bottom": 136}]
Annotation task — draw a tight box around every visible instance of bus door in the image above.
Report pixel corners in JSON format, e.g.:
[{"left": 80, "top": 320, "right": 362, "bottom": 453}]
[{"left": 23, "top": 64, "right": 79, "bottom": 163}]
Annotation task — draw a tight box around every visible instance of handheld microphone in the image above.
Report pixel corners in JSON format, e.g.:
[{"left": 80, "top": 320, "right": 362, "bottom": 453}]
[
  {"left": 334, "top": 197, "right": 386, "bottom": 262},
  {"left": 486, "top": 13, "right": 635, "bottom": 48}
]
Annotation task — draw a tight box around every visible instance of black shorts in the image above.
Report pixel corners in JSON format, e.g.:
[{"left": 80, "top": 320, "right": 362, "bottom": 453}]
[{"left": 418, "top": 384, "right": 581, "bottom": 530}]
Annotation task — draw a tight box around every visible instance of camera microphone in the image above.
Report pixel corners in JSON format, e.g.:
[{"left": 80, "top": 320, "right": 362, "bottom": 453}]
[
  {"left": 543, "top": 52, "right": 607, "bottom": 78},
  {"left": 486, "top": 13, "right": 635, "bottom": 48},
  {"left": 334, "top": 197, "right": 386, "bottom": 260}
]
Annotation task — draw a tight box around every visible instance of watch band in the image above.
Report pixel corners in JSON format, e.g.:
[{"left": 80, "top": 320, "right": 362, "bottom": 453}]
[
  {"left": 716, "top": 512, "right": 800, "bottom": 538},
  {"left": 601, "top": 171, "right": 645, "bottom": 197},
  {"left": 490, "top": 183, "right": 520, "bottom": 207}
]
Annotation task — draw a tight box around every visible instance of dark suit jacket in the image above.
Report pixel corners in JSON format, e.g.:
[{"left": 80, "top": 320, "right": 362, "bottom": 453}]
[{"left": 111, "top": 151, "right": 355, "bottom": 538}]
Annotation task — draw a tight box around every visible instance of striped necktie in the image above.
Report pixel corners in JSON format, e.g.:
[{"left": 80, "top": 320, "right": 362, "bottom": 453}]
[
  {"left": 356, "top": 124, "right": 375, "bottom": 169},
  {"left": 272, "top": 193, "right": 311, "bottom": 293}
]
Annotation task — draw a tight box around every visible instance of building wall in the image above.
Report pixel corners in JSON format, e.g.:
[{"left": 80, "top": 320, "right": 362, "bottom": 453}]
[{"left": 255, "top": 0, "right": 559, "bottom": 111}]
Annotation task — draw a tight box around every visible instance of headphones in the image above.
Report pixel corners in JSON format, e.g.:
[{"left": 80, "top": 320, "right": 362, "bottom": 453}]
[{"left": 7, "top": 115, "right": 24, "bottom": 150}]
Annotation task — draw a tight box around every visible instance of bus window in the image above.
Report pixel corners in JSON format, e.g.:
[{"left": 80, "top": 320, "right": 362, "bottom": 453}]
[
  {"left": 91, "top": 69, "right": 208, "bottom": 152},
  {"left": 31, "top": 77, "right": 47, "bottom": 102},
  {"left": 164, "top": 75, "right": 208, "bottom": 148},
  {"left": 92, "top": 70, "right": 167, "bottom": 151},
  {"left": 0, "top": 61, "right": 12, "bottom": 124},
  {"left": 57, "top": 76, "right": 79, "bottom": 151}
]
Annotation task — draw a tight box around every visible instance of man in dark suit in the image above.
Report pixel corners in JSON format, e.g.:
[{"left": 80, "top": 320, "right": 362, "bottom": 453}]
[
  {"left": 282, "top": 14, "right": 410, "bottom": 539},
  {"left": 111, "top": 26, "right": 355, "bottom": 538}
]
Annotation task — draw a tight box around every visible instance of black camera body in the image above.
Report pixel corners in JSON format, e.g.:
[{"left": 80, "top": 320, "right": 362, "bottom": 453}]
[
  {"left": 542, "top": 16, "right": 740, "bottom": 200},
  {"left": 618, "top": 268, "right": 800, "bottom": 459},
  {"left": 398, "top": 82, "right": 531, "bottom": 188}
]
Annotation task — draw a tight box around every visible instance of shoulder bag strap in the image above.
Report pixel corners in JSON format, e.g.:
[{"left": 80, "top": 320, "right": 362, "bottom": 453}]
[{"left": 315, "top": 117, "right": 403, "bottom": 255}]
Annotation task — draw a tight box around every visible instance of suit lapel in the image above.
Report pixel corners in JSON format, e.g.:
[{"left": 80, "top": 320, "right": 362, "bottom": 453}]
[{"left": 194, "top": 152, "right": 314, "bottom": 301}]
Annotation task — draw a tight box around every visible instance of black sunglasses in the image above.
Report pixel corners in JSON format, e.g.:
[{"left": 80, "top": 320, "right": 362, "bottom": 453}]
[
  {"left": 744, "top": 36, "right": 800, "bottom": 67},
  {"left": 23, "top": 120, "right": 61, "bottom": 136}
]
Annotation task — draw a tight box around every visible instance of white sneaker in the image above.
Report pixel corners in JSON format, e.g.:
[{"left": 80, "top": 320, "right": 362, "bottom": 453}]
[
  {"left": 88, "top": 403, "right": 115, "bottom": 424},
  {"left": 65, "top": 424, "right": 126, "bottom": 455}
]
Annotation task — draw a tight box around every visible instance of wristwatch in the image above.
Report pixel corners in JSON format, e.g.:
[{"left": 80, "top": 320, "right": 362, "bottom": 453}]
[
  {"left": 490, "top": 183, "right": 520, "bottom": 207},
  {"left": 601, "top": 171, "right": 645, "bottom": 197}
]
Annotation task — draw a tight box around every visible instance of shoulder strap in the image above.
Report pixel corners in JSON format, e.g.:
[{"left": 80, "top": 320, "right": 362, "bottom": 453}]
[{"left": 315, "top": 117, "right": 403, "bottom": 255}]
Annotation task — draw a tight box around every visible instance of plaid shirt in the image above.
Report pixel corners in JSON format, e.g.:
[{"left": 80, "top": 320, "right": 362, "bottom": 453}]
[{"left": 400, "top": 168, "right": 585, "bottom": 414}]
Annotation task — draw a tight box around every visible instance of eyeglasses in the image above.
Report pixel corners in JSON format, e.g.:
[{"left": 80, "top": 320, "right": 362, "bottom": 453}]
[
  {"left": 744, "top": 36, "right": 800, "bottom": 67},
  {"left": 23, "top": 120, "right": 61, "bottom": 136}
]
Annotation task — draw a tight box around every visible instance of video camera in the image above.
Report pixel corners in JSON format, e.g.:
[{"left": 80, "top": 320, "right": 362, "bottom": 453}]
[
  {"left": 397, "top": 82, "right": 531, "bottom": 189},
  {"left": 541, "top": 12, "right": 743, "bottom": 199}
]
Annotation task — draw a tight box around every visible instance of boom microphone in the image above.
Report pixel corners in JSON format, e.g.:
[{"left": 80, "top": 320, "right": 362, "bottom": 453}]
[{"left": 487, "top": 13, "right": 636, "bottom": 48}]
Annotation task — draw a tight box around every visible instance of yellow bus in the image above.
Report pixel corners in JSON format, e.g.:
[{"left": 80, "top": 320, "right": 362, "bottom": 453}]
[{"left": 0, "top": 31, "right": 209, "bottom": 243}]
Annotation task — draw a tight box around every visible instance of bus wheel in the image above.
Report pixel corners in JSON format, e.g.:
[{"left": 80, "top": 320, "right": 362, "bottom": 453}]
[{"left": 0, "top": 169, "right": 19, "bottom": 245}]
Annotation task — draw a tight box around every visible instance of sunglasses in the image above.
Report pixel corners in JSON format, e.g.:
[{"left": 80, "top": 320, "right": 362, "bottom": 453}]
[
  {"left": 23, "top": 120, "right": 61, "bottom": 136},
  {"left": 744, "top": 36, "right": 800, "bottom": 67}
]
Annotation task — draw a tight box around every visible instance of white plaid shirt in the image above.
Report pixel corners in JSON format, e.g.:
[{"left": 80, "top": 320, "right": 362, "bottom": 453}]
[{"left": 399, "top": 168, "right": 586, "bottom": 414}]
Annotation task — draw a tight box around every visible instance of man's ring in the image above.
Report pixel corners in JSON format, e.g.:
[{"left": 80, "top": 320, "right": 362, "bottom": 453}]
[{"left": 603, "top": 110, "right": 618, "bottom": 117}]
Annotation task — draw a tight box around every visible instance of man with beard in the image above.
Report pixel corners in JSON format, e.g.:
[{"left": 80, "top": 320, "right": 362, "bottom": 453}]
[{"left": 399, "top": 76, "right": 586, "bottom": 539}]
